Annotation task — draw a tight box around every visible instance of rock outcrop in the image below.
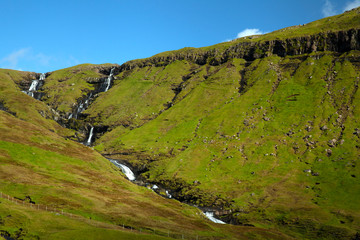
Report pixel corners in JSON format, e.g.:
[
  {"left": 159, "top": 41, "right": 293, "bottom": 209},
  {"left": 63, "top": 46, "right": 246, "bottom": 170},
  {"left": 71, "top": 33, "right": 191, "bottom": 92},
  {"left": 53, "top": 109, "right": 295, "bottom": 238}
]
[{"left": 120, "top": 29, "right": 360, "bottom": 70}]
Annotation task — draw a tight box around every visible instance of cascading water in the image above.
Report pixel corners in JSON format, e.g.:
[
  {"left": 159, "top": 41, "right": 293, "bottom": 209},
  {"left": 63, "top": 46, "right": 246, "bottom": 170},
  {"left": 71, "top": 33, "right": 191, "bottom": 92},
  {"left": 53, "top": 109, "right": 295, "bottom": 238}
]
[
  {"left": 109, "top": 159, "right": 136, "bottom": 181},
  {"left": 86, "top": 127, "right": 94, "bottom": 146},
  {"left": 204, "top": 212, "right": 226, "bottom": 224},
  {"left": 68, "top": 67, "right": 115, "bottom": 120},
  {"left": 25, "top": 73, "right": 46, "bottom": 99},
  {"left": 108, "top": 159, "right": 227, "bottom": 224},
  {"left": 28, "top": 80, "right": 39, "bottom": 92},
  {"left": 39, "top": 73, "right": 45, "bottom": 80},
  {"left": 104, "top": 67, "right": 115, "bottom": 92}
]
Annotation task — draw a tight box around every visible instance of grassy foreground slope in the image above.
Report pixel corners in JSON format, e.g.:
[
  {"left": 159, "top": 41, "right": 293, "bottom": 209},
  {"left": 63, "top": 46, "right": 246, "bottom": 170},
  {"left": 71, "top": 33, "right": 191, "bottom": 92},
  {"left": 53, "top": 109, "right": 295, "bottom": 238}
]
[
  {"left": 0, "top": 70, "right": 289, "bottom": 239},
  {"left": 86, "top": 9, "right": 360, "bottom": 240}
]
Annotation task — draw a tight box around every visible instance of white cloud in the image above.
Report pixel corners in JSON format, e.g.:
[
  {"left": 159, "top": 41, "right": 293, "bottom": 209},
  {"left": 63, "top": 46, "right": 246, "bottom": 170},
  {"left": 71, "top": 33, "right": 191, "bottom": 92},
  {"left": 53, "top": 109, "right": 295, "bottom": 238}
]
[
  {"left": 322, "top": 0, "right": 337, "bottom": 17},
  {"left": 223, "top": 28, "right": 266, "bottom": 42},
  {"left": 236, "top": 28, "right": 265, "bottom": 38},
  {"left": 343, "top": 0, "right": 360, "bottom": 11},
  {"left": 0, "top": 48, "right": 53, "bottom": 71},
  {"left": 0, "top": 48, "right": 31, "bottom": 70}
]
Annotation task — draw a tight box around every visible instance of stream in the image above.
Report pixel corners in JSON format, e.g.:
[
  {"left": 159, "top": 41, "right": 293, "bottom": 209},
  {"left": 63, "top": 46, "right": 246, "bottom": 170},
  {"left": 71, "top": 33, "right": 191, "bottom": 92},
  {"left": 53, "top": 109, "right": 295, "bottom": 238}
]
[{"left": 108, "top": 158, "right": 226, "bottom": 224}]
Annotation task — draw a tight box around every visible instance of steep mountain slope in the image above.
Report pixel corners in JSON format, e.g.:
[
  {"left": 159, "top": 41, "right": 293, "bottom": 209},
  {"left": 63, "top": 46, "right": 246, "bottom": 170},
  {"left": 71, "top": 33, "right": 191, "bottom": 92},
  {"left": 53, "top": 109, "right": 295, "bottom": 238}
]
[
  {"left": 1, "top": 7, "right": 359, "bottom": 240},
  {"left": 0, "top": 69, "right": 289, "bottom": 239},
  {"left": 77, "top": 8, "right": 359, "bottom": 239}
]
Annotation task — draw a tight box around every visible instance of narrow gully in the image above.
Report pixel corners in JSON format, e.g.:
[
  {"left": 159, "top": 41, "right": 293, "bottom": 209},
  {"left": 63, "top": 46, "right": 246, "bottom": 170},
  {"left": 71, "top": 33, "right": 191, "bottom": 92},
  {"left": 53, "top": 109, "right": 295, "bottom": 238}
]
[{"left": 107, "top": 158, "right": 226, "bottom": 225}]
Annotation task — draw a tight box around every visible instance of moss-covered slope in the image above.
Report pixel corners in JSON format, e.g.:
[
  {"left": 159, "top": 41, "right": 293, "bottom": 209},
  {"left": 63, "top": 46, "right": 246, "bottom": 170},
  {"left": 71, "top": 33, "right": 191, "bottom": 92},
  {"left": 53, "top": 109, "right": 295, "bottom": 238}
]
[
  {"left": 1, "top": 7, "right": 359, "bottom": 240},
  {"left": 0, "top": 70, "right": 289, "bottom": 239},
  {"left": 80, "top": 8, "right": 360, "bottom": 239}
]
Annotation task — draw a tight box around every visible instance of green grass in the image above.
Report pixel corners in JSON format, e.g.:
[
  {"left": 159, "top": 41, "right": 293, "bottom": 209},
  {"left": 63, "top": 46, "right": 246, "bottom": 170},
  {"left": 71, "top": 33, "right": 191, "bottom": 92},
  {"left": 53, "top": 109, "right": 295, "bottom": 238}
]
[
  {"left": 1, "top": 8, "right": 360, "bottom": 240},
  {"left": 0, "top": 198, "right": 169, "bottom": 240},
  {"left": 93, "top": 51, "right": 360, "bottom": 239},
  {"left": 41, "top": 63, "right": 118, "bottom": 114}
]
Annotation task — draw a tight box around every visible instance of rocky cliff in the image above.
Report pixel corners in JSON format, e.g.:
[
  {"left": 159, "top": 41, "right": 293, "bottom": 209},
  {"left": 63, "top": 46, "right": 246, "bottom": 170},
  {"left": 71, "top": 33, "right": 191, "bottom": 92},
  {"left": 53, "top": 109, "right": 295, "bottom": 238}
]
[{"left": 120, "top": 29, "right": 360, "bottom": 70}]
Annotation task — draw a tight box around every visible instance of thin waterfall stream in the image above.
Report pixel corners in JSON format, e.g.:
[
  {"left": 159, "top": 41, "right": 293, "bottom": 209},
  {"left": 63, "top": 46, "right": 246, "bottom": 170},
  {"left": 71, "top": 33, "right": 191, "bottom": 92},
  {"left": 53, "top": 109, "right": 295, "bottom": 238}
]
[
  {"left": 104, "top": 67, "right": 114, "bottom": 92},
  {"left": 68, "top": 68, "right": 114, "bottom": 120},
  {"left": 85, "top": 127, "right": 94, "bottom": 146}
]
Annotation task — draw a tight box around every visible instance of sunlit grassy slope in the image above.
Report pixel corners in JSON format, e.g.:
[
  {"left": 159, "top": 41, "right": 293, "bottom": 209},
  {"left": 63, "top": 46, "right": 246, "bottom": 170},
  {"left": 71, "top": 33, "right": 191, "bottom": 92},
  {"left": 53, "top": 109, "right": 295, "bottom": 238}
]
[
  {"left": 93, "top": 50, "right": 360, "bottom": 238},
  {"left": 0, "top": 70, "right": 288, "bottom": 239},
  {"left": 41, "top": 63, "right": 118, "bottom": 114},
  {"left": 84, "top": 9, "right": 360, "bottom": 239},
  {"left": 1, "top": 7, "right": 359, "bottom": 240}
]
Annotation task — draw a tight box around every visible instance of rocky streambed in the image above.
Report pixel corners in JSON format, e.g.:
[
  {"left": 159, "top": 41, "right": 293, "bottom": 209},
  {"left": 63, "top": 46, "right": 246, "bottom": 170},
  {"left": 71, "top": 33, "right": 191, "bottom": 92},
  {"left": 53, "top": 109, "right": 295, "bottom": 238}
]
[{"left": 107, "top": 158, "right": 227, "bottom": 225}]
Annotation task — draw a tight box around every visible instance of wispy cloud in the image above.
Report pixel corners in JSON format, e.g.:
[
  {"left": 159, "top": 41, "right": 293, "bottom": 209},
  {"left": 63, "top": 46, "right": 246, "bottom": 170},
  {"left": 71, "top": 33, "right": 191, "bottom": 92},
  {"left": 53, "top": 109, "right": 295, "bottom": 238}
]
[
  {"left": 343, "top": 0, "right": 360, "bottom": 11},
  {"left": 0, "top": 48, "right": 31, "bottom": 70},
  {"left": 0, "top": 48, "right": 54, "bottom": 71},
  {"left": 322, "top": 0, "right": 337, "bottom": 17}
]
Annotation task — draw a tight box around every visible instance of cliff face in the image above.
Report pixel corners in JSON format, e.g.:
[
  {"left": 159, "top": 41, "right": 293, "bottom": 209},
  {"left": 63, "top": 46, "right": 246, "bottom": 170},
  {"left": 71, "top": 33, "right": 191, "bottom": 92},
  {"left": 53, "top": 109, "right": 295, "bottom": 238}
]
[{"left": 120, "top": 29, "right": 360, "bottom": 70}]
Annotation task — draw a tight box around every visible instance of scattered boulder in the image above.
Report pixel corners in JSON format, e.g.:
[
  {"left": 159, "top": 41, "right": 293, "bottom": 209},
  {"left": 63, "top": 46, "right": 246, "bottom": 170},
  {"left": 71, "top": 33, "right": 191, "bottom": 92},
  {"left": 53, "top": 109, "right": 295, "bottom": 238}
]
[
  {"left": 305, "top": 125, "right": 313, "bottom": 132},
  {"left": 328, "top": 139, "right": 337, "bottom": 147},
  {"left": 320, "top": 125, "right": 328, "bottom": 131},
  {"left": 354, "top": 128, "right": 360, "bottom": 137},
  {"left": 286, "top": 130, "right": 295, "bottom": 136},
  {"left": 326, "top": 149, "right": 332, "bottom": 156}
]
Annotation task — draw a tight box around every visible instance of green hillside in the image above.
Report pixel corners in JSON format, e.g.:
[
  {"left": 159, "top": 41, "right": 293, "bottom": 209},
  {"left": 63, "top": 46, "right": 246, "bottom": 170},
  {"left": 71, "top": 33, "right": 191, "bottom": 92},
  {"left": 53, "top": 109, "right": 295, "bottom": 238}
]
[{"left": 1, "top": 7, "right": 360, "bottom": 240}]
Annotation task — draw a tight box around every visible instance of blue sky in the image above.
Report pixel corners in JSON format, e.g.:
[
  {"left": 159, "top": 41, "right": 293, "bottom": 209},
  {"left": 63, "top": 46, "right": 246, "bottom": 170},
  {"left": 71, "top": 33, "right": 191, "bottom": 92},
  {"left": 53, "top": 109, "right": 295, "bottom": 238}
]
[{"left": 0, "top": 0, "right": 359, "bottom": 73}]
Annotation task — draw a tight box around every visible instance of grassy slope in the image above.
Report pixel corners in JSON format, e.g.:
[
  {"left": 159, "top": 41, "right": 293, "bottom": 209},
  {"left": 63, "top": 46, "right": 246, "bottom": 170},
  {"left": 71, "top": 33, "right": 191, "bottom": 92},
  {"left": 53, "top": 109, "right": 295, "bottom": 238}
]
[
  {"left": 98, "top": 52, "right": 360, "bottom": 238},
  {"left": 0, "top": 69, "right": 71, "bottom": 136},
  {"left": 41, "top": 63, "right": 118, "bottom": 114},
  {"left": 0, "top": 70, "right": 288, "bottom": 239},
  {"left": 88, "top": 10, "right": 360, "bottom": 238}
]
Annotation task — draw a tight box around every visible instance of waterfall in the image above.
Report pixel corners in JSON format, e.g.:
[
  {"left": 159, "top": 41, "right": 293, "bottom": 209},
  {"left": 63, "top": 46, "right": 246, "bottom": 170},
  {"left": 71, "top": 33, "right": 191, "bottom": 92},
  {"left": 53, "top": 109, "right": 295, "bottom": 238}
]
[
  {"left": 26, "top": 73, "right": 45, "bottom": 99},
  {"left": 39, "top": 73, "right": 46, "bottom": 80},
  {"left": 104, "top": 68, "right": 114, "bottom": 92},
  {"left": 204, "top": 212, "right": 226, "bottom": 224},
  {"left": 109, "top": 159, "right": 136, "bottom": 181},
  {"left": 107, "top": 158, "right": 227, "bottom": 224},
  {"left": 86, "top": 127, "right": 94, "bottom": 146},
  {"left": 28, "top": 80, "right": 39, "bottom": 92},
  {"left": 70, "top": 93, "right": 93, "bottom": 120}
]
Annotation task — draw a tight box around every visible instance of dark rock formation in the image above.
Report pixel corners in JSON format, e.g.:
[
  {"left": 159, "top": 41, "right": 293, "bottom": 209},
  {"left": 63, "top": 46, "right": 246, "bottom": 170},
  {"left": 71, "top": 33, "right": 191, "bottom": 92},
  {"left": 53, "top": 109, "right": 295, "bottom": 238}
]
[{"left": 120, "top": 29, "right": 360, "bottom": 70}]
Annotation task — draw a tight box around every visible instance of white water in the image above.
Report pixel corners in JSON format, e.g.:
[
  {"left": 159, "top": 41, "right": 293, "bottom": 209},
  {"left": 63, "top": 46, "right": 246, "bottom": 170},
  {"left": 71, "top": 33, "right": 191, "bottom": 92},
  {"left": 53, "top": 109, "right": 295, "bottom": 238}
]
[
  {"left": 29, "top": 80, "right": 39, "bottom": 92},
  {"left": 165, "top": 190, "right": 172, "bottom": 198},
  {"left": 86, "top": 127, "right": 94, "bottom": 145},
  {"left": 107, "top": 158, "right": 227, "bottom": 224},
  {"left": 26, "top": 73, "right": 45, "bottom": 98},
  {"left": 204, "top": 212, "right": 226, "bottom": 224},
  {"left": 39, "top": 73, "right": 46, "bottom": 80},
  {"left": 109, "top": 159, "right": 136, "bottom": 181},
  {"left": 104, "top": 68, "right": 114, "bottom": 92}
]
